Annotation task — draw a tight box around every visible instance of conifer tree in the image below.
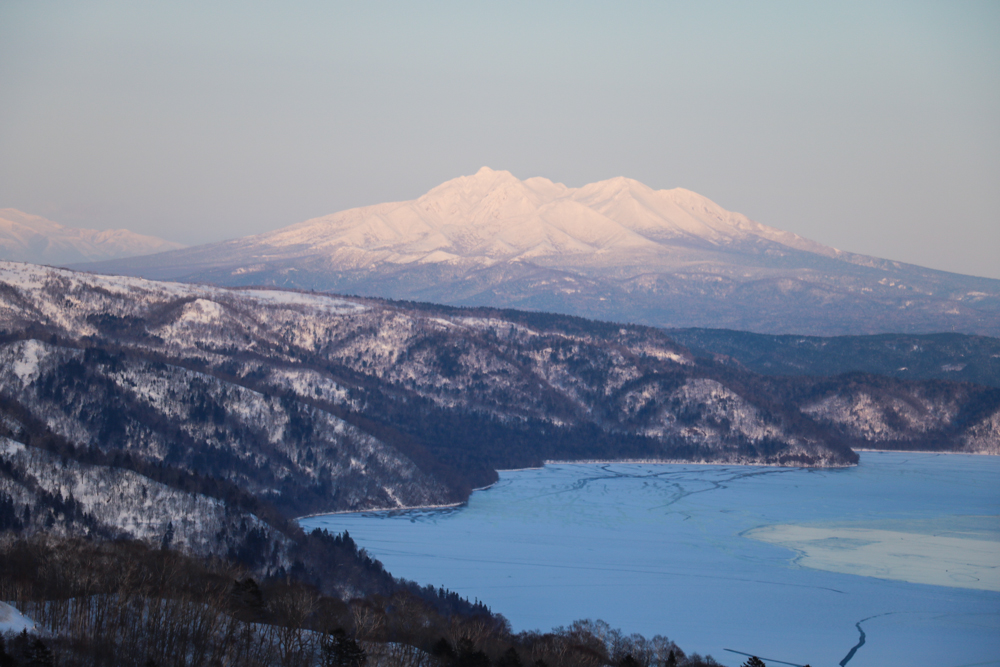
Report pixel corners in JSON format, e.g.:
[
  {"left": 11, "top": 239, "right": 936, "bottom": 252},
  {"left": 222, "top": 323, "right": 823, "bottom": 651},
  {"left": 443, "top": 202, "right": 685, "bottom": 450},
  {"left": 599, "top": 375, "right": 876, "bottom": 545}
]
[
  {"left": 26, "top": 638, "right": 54, "bottom": 667},
  {"left": 496, "top": 647, "right": 522, "bottom": 667},
  {"left": 0, "top": 636, "right": 14, "bottom": 667},
  {"left": 321, "top": 628, "right": 367, "bottom": 667}
]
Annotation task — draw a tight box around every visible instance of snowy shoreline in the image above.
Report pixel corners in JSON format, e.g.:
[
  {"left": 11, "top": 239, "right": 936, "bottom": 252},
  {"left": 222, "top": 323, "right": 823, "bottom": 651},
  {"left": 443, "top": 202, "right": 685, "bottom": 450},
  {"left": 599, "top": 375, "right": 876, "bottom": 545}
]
[
  {"left": 297, "top": 451, "right": 992, "bottom": 522},
  {"left": 295, "top": 457, "right": 859, "bottom": 521}
]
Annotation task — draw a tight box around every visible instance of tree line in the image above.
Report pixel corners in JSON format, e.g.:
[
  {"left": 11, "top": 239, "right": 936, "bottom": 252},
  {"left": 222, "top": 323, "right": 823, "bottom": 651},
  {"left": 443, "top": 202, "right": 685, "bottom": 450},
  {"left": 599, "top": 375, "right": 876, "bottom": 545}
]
[{"left": 0, "top": 535, "right": 725, "bottom": 667}]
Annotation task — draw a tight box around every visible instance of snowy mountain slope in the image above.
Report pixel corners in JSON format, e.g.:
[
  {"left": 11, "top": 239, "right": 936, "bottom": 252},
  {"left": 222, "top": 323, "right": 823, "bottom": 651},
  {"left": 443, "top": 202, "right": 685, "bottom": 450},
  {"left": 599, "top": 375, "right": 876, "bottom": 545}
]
[
  {"left": 0, "top": 436, "right": 293, "bottom": 560},
  {"left": 1, "top": 260, "right": 997, "bottom": 492},
  {"left": 0, "top": 336, "right": 449, "bottom": 516},
  {"left": 0, "top": 208, "right": 184, "bottom": 265},
  {"left": 792, "top": 379, "right": 1000, "bottom": 454},
  {"left": 76, "top": 168, "right": 1000, "bottom": 335},
  {"left": 0, "top": 260, "right": 849, "bottom": 474}
]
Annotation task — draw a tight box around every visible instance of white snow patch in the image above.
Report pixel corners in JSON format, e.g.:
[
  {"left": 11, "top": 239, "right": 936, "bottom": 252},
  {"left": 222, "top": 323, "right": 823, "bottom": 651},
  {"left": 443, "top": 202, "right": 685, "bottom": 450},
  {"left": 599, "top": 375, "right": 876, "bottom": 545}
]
[
  {"left": 0, "top": 601, "right": 39, "bottom": 634},
  {"left": 5, "top": 339, "right": 50, "bottom": 384},
  {"left": 0, "top": 438, "right": 25, "bottom": 457},
  {"left": 177, "top": 298, "right": 226, "bottom": 325},
  {"left": 238, "top": 289, "right": 367, "bottom": 313},
  {"left": 635, "top": 346, "right": 692, "bottom": 365}
]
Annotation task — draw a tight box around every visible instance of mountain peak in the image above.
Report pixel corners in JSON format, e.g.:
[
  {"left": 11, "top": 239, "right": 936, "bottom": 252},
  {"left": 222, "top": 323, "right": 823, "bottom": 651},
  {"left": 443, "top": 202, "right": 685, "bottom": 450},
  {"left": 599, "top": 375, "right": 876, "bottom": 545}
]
[
  {"left": 0, "top": 208, "right": 184, "bottom": 265},
  {"left": 449, "top": 166, "right": 516, "bottom": 186},
  {"left": 420, "top": 167, "right": 519, "bottom": 200},
  {"left": 72, "top": 169, "right": 1000, "bottom": 336},
  {"left": 265, "top": 169, "right": 830, "bottom": 261}
]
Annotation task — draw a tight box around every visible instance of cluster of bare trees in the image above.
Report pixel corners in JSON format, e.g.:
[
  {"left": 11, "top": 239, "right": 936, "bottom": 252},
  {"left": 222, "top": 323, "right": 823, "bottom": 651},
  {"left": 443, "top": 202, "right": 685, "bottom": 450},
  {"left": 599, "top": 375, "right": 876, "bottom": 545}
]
[
  {"left": 0, "top": 536, "right": 349, "bottom": 666},
  {"left": 0, "top": 535, "right": 726, "bottom": 667}
]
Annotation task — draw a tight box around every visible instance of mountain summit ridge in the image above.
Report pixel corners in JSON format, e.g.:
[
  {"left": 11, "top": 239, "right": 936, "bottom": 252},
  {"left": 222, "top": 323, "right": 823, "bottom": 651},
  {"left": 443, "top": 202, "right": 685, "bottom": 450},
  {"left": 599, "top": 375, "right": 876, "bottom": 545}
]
[
  {"left": 0, "top": 208, "right": 184, "bottom": 265},
  {"left": 74, "top": 168, "right": 1000, "bottom": 336},
  {"left": 263, "top": 167, "right": 836, "bottom": 265}
]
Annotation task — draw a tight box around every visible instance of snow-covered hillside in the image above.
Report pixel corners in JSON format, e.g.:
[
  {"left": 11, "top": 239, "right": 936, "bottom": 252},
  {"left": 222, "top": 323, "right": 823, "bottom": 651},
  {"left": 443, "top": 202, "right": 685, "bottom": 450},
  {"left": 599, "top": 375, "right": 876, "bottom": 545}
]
[
  {"left": 0, "top": 601, "right": 37, "bottom": 634},
  {"left": 0, "top": 261, "right": 851, "bottom": 468},
  {"left": 0, "top": 436, "right": 293, "bottom": 561},
  {"left": 0, "top": 339, "right": 444, "bottom": 512},
  {"left": 0, "top": 261, "right": 997, "bottom": 556}
]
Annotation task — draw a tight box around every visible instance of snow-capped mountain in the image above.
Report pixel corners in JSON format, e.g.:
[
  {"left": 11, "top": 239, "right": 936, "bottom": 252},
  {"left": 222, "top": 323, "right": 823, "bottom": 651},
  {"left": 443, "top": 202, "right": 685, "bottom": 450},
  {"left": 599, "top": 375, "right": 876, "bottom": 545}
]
[
  {"left": 78, "top": 168, "right": 1000, "bottom": 336},
  {"left": 259, "top": 168, "right": 835, "bottom": 263},
  {"left": 0, "top": 208, "right": 184, "bottom": 265}
]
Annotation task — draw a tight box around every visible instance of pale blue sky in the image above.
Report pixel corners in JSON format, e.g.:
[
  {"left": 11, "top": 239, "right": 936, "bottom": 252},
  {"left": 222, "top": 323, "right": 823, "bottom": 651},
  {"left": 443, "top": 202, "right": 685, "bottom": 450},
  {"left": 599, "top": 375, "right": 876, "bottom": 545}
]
[{"left": 1, "top": 1, "right": 998, "bottom": 278}]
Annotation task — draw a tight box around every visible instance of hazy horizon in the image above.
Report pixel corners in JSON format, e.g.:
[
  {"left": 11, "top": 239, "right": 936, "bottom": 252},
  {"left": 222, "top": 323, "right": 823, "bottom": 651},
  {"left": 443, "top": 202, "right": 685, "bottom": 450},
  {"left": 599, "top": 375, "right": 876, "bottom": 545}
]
[{"left": 2, "top": 1, "right": 998, "bottom": 279}]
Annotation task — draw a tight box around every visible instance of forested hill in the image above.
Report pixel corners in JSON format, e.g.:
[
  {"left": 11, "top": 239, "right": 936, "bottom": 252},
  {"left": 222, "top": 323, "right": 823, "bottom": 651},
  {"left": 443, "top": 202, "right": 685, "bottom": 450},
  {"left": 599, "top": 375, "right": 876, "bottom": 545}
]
[
  {"left": 0, "top": 260, "right": 998, "bottom": 534},
  {"left": 2, "top": 263, "right": 999, "bottom": 498},
  {"left": 668, "top": 328, "right": 1000, "bottom": 388}
]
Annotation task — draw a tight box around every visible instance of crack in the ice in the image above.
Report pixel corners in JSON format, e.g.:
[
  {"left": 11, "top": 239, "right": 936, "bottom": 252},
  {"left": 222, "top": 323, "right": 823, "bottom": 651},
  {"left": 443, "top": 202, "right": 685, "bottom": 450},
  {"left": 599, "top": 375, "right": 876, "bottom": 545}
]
[
  {"left": 838, "top": 620, "right": 866, "bottom": 666},
  {"left": 645, "top": 467, "right": 796, "bottom": 511},
  {"left": 839, "top": 612, "right": 898, "bottom": 666},
  {"left": 513, "top": 465, "right": 800, "bottom": 514}
]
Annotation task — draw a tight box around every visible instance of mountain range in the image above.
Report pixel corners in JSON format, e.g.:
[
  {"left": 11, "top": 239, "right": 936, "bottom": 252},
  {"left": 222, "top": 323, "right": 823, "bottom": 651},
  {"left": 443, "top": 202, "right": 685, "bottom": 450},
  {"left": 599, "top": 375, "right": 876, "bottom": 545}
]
[
  {"left": 2, "top": 261, "right": 997, "bottom": 511},
  {"left": 74, "top": 168, "right": 1000, "bottom": 336},
  {"left": 0, "top": 208, "right": 183, "bottom": 264}
]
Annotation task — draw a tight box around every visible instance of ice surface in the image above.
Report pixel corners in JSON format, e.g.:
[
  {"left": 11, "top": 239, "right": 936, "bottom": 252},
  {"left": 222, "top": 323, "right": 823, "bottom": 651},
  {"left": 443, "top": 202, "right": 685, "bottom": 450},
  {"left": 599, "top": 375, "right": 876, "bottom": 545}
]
[
  {"left": 746, "top": 523, "right": 1000, "bottom": 591},
  {"left": 301, "top": 452, "right": 1000, "bottom": 667}
]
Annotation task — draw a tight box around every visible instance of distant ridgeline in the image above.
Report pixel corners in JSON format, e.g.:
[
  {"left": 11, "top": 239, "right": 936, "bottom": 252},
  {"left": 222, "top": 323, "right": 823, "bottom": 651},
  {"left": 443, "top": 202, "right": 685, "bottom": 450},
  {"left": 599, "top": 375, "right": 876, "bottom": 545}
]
[{"left": 668, "top": 329, "right": 1000, "bottom": 389}]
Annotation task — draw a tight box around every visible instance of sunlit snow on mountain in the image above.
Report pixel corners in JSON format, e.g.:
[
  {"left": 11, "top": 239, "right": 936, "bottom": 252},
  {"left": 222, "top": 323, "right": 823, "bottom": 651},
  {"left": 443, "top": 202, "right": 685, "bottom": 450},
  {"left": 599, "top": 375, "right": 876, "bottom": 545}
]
[
  {"left": 0, "top": 208, "right": 184, "bottom": 265},
  {"left": 76, "top": 168, "right": 1000, "bottom": 335}
]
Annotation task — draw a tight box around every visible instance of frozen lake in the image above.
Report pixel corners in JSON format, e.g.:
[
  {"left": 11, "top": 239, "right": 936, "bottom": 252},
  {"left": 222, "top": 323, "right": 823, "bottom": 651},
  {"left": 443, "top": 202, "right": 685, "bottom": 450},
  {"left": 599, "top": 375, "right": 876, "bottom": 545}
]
[{"left": 300, "top": 452, "right": 1000, "bottom": 667}]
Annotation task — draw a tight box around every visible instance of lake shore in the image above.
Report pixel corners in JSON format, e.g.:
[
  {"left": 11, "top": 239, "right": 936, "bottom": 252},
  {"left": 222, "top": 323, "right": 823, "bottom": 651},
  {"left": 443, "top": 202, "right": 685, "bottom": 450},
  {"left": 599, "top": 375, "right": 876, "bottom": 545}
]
[
  {"left": 300, "top": 452, "right": 1000, "bottom": 667},
  {"left": 295, "top": 458, "right": 858, "bottom": 520}
]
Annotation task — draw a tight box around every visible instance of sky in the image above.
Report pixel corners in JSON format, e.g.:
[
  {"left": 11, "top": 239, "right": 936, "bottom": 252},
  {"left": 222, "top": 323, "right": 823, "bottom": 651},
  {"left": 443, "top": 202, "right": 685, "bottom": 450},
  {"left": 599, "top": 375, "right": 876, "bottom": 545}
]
[{"left": 1, "top": 1, "right": 998, "bottom": 279}]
